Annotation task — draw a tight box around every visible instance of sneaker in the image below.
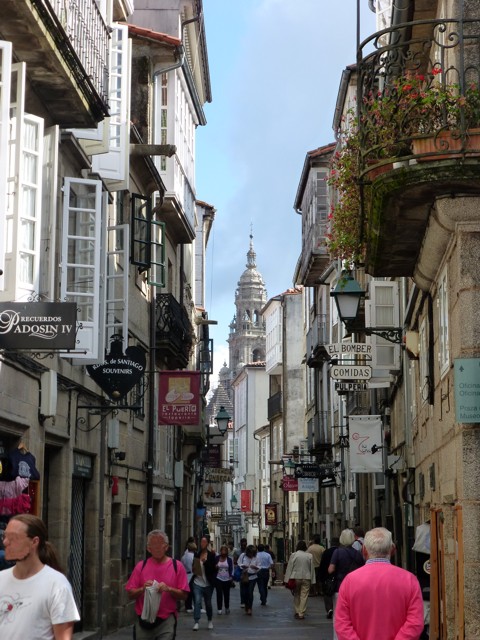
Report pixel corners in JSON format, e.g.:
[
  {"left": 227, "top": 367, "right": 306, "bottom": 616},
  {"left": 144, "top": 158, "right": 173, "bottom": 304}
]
[
  {"left": 225, "top": 609, "right": 230, "bottom": 614},
  {"left": 201, "top": 609, "right": 206, "bottom": 613},
  {"left": 186, "top": 609, "right": 193, "bottom": 613},
  {"left": 193, "top": 623, "right": 199, "bottom": 631},
  {"left": 240, "top": 603, "right": 245, "bottom": 608},
  {"left": 218, "top": 610, "right": 222, "bottom": 615},
  {"left": 208, "top": 621, "right": 214, "bottom": 630},
  {"left": 327, "top": 609, "right": 333, "bottom": 619}
]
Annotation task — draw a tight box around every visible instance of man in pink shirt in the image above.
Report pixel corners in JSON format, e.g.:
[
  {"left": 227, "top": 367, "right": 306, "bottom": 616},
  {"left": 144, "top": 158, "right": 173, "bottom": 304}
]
[
  {"left": 334, "top": 527, "right": 425, "bottom": 640},
  {"left": 126, "top": 530, "right": 190, "bottom": 640}
]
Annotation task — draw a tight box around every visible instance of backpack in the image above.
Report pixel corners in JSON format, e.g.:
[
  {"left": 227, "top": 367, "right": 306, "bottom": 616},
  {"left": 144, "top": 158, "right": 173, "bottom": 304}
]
[
  {"left": 346, "top": 548, "right": 363, "bottom": 573},
  {"left": 141, "top": 557, "right": 178, "bottom": 572}
]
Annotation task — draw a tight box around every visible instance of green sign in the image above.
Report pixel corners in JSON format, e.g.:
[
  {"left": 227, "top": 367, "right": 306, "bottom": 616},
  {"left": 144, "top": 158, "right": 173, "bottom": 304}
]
[{"left": 454, "top": 358, "right": 480, "bottom": 423}]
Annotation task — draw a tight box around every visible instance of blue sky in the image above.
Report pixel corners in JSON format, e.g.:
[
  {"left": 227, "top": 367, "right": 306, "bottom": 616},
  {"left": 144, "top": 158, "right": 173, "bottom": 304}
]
[{"left": 196, "top": 0, "right": 377, "bottom": 382}]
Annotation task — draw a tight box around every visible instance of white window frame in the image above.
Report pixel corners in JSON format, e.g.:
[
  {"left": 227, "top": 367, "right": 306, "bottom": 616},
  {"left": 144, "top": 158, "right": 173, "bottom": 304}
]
[
  {"left": 60, "top": 177, "right": 104, "bottom": 361},
  {"left": 106, "top": 223, "right": 130, "bottom": 352},
  {"left": 365, "top": 280, "right": 400, "bottom": 373},
  {"left": 0, "top": 41, "right": 12, "bottom": 287},
  {"left": 92, "top": 24, "right": 131, "bottom": 190},
  {"left": 419, "top": 318, "right": 429, "bottom": 404},
  {"left": 39, "top": 125, "right": 59, "bottom": 300},
  {"left": 3, "top": 109, "right": 44, "bottom": 301},
  {"left": 148, "top": 219, "right": 166, "bottom": 288},
  {"left": 437, "top": 268, "right": 450, "bottom": 377}
]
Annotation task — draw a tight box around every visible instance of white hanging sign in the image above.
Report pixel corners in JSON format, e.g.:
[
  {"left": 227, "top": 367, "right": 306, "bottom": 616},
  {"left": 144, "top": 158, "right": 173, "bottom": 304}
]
[{"left": 348, "top": 415, "right": 383, "bottom": 473}]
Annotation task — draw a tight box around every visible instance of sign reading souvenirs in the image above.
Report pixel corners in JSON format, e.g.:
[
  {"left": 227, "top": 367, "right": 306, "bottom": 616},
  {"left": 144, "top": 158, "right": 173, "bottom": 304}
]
[
  {"left": 158, "top": 371, "right": 201, "bottom": 425},
  {"left": 87, "top": 339, "right": 146, "bottom": 401},
  {"left": 0, "top": 302, "right": 77, "bottom": 350},
  {"left": 330, "top": 365, "right": 372, "bottom": 380},
  {"left": 327, "top": 343, "right": 372, "bottom": 358}
]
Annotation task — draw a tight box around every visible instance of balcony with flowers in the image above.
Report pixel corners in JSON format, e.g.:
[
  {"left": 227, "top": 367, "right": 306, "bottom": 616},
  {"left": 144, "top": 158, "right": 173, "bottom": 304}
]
[{"left": 328, "top": 17, "right": 480, "bottom": 275}]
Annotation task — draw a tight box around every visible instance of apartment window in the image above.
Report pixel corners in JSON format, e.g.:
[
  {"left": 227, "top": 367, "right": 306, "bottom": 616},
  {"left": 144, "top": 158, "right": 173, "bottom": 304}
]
[
  {"left": 91, "top": 25, "right": 131, "bottom": 190},
  {"left": 0, "top": 41, "right": 12, "bottom": 283},
  {"left": 419, "top": 318, "right": 429, "bottom": 403},
  {"left": 106, "top": 224, "right": 129, "bottom": 351},
  {"left": 131, "top": 194, "right": 151, "bottom": 271},
  {"left": 159, "top": 73, "right": 168, "bottom": 172},
  {"left": 60, "top": 178, "right": 104, "bottom": 360},
  {"left": 365, "top": 280, "right": 400, "bottom": 372},
  {"left": 148, "top": 219, "right": 166, "bottom": 287},
  {"left": 438, "top": 269, "right": 450, "bottom": 376}
]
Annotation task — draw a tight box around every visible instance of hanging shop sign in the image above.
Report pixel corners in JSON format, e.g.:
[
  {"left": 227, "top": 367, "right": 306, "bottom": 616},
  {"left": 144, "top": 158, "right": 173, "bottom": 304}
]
[
  {"left": 0, "top": 302, "right": 77, "bottom": 350},
  {"left": 330, "top": 365, "right": 372, "bottom": 380},
  {"left": 282, "top": 477, "right": 298, "bottom": 492},
  {"left": 298, "top": 477, "right": 319, "bottom": 492},
  {"left": 349, "top": 415, "right": 383, "bottom": 473},
  {"left": 204, "top": 467, "right": 233, "bottom": 483},
  {"left": 295, "top": 463, "right": 320, "bottom": 478},
  {"left": 265, "top": 503, "right": 278, "bottom": 526},
  {"left": 87, "top": 340, "right": 146, "bottom": 400},
  {"left": 158, "top": 371, "right": 201, "bottom": 425},
  {"left": 326, "top": 343, "right": 372, "bottom": 357},
  {"left": 335, "top": 381, "right": 369, "bottom": 392},
  {"left": 203, "top": 482, "right": 223, "bottom": 505},
  {"left": 241, "top": 489, "right": 253, "bottom": 511}
]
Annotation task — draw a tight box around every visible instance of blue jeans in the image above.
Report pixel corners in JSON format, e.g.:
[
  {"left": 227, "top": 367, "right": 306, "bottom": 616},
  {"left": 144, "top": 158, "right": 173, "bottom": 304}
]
[
  {"left": 192, "top": 582, "right": 213, "bottom": 622},
  {"left": 240, "top": 578, "right": 257, "bottom": 610}
]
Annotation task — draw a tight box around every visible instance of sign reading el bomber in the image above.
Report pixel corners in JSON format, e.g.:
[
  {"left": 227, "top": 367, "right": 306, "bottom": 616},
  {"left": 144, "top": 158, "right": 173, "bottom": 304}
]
[{"left": 454, "top": 358, "right": 480, "bottom": 423}]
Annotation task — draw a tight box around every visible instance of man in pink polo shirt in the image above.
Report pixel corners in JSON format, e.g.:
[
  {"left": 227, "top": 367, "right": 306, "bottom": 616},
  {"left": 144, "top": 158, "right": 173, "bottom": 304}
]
[
  {"left": 126, "top": 530, "right": 190, "bottom": 640},
  {"left": 334, "top": 527, "right": 425, "bottom": 640}
]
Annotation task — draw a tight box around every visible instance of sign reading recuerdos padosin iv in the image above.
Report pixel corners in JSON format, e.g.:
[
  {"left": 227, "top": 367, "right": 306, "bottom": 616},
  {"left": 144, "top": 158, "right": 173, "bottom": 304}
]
[{"left": 0, "top": 302, "right": 77, "bottom": 349}]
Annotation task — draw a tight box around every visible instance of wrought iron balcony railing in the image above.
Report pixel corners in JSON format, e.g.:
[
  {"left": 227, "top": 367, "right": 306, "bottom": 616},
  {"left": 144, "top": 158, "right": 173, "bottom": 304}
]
[
  {"left": 357, "top": 17, "right": 480, "bottom": 175},
  {"left": 306, "top": 313, "right": 328, "bottom": 368},
  {"left": 155, "top": 294, "right": 194, "bottom": 370},
  {"left": 32, "top": 0, "right": 109, "bottom": 119},
  {"left": 267, "top": 391, "right": 282, "bottom": 420}
]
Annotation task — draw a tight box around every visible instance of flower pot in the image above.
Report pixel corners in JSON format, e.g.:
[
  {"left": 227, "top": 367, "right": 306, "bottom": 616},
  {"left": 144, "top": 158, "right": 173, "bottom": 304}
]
[
  {"left": 412, "top": 128, "right": 480, "bottom": 161},
  {"left": 365, "top": 162, "right": 393, "bottom": 181}
]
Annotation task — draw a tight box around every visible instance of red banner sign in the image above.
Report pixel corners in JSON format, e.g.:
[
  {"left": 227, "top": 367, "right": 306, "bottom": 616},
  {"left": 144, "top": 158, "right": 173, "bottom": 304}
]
[
  {"left": 158, "top": 371, "right": 200, "bottom": 425},
  {"left": 241, "top": 489, "right": 252, "bottom": 512},
  {"left": 282, "top": 477, "right": 299, "bottom": 492}
]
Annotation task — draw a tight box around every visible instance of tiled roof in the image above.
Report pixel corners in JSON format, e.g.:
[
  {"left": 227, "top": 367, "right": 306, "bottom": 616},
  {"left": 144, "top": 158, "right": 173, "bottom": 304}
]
[{"left": 126, "top": 24, "right": 181, "bottom": 47}]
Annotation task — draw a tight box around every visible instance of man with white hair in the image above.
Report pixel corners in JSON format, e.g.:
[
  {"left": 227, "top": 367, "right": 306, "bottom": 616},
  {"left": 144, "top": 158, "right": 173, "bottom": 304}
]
[{"left": 334, "top": 527, "right": 425, "bottom": 640}]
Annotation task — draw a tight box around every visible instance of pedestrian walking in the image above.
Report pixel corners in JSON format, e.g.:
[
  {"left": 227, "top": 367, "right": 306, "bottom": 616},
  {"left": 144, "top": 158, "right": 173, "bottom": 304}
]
[
  {"left": 256, "top": 543, "right": 274, "bottom": 605},
  {"left": 284, "top": 540, "right": 316, "bottom": 620},
  {"left": 234, "top": 537, "right": 247, "bottom": 606},
  {"left": 265, "top": 544, "right": 276, "bottom": 586},
  {"left": 125, "top": 529, "right": 189, "bottom": 640},
  {"left": 307, "top": 535, "right": 325, "bottom": 596},
  {"left": 191, "top": 536, "right": 217, "bottom": 630},
  {"left": 334, "top": 527, "right": 425, "bottom": 640},
  {"left": 180, "top": 539, "right": 196, "bottom": 612},
  {"left": 318, "top": 536, "right": 339, "bottom": 619},
  {"left": 214, "top": 544, "right": 233, "bottom": 614},
  {"left": 328, "top": 529, "right": 365, "bottom": 640},
  {"left": 352, "top": 526, "right": 365, "bottom": 552},
  {"left": 0, "top": 514, "right": 80, "bottom": 640},
  {"left": 238, "top": 544, "right": 259, "bottom": 615}
]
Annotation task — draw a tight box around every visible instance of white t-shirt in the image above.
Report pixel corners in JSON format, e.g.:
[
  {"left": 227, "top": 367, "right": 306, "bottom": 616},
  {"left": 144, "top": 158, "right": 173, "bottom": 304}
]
[{"left": 0, "top": 564, "right": 80, "bottom": 639}]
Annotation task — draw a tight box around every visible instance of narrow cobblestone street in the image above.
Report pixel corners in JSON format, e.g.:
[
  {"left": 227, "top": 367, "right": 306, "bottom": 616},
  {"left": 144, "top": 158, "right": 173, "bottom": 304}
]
[{"left": 100, "top": 585, "right": 334, "bottom": 640}]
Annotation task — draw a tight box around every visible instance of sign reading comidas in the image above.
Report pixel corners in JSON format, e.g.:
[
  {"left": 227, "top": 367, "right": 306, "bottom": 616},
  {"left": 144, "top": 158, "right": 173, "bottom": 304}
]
[
  {"left": 158, "top": 371, "right": 200, "bottom": 425},
  {"left": 87, "top": 340, "right": 146, "bottom": 400},
  {"left": 0, "top": 302, "right": 77, "bottom": 349}
]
